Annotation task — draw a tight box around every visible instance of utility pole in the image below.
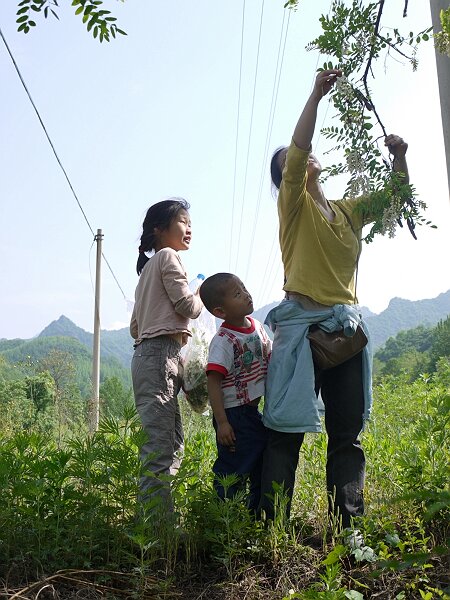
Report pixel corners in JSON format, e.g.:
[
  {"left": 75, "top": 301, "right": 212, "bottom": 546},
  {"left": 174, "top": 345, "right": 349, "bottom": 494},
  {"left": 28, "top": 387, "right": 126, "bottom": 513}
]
[
  {"left": 430, "top": 1, "right": 450, "bottom": 194},
  {"left": 90, "top": 228, "right": 103, "bottom": 434}
]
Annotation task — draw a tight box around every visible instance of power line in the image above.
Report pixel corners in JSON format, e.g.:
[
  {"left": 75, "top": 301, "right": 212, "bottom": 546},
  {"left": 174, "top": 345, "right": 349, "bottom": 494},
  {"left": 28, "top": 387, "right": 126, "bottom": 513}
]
[
  {"left": 0, "top": 25, "right": 127, "bottom": 301},
  {"left": 253, "top": 2, "right": 335, "bottom": 308},
  {"left": 233, "top": 0, "right": 266, "bottom": 273},
  {"left": 229, "top": 1, "right": 246, "bottom": 270},
  {"left": 245, "top": 8, "right": 291, "bottom": 285}
]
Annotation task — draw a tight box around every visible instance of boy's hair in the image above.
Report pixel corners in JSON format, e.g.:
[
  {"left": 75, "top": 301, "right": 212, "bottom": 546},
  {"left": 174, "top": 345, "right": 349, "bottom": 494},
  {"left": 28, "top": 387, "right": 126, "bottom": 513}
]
[{"left": 200, "top": 272, "right": 236, "bottom": 314}]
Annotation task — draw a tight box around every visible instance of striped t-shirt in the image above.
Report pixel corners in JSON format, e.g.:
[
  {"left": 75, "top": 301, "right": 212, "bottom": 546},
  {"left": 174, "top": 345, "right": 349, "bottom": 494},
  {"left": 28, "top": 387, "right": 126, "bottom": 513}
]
[{"left": 206, "top": 317, "right": 272, "bottom": 409}]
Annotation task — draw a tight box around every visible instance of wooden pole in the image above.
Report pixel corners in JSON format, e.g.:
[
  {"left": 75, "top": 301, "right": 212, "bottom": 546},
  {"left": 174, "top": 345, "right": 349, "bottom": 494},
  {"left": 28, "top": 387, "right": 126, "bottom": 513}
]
[{"left": 90, "top": 228, "right": 103, "bottom": 433}]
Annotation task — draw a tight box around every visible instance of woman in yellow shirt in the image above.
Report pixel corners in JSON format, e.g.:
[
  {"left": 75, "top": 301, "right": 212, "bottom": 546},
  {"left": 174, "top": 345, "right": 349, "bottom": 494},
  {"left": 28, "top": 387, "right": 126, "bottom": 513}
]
[{"left": 259, "top": 69, "right": 409, "bottom": 531}]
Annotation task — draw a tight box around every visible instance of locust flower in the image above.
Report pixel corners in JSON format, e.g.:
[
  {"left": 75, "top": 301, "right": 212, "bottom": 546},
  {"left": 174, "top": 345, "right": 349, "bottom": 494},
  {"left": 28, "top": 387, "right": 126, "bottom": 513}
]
[
  {"left": 380, "top": 195, "right": 403, "bottom": 238},
  {"left": 335, "top": 74, "right": 354, "bottom": 99}
]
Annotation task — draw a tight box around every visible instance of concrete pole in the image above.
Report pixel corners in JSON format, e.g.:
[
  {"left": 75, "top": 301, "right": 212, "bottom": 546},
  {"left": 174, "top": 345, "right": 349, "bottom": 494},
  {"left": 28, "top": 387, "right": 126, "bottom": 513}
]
[
  {"left": 430, "top": 0, "right": 450, "bottom": 194},
  {"left": 90, "top": 228, "right": 103, "bottom": 434}
]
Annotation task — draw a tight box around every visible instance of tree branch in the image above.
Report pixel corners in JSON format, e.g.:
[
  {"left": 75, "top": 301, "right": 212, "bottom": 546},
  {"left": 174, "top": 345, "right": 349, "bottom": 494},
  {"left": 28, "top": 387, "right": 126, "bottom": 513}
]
[{"left": 361, "top": 0, "right": 387, "bottom": 136}]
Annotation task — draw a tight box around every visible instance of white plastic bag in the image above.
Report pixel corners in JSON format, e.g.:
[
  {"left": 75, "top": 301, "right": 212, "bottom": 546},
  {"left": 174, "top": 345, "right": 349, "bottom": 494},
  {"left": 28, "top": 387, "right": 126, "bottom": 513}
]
[{"left": 181, "top": 280, "right": 216, "bottom": 413}]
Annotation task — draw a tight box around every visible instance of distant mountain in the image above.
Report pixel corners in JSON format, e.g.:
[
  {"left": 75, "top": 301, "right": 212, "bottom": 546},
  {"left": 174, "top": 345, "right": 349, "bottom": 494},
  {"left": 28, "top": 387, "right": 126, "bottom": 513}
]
[
  {"left": 1, "top": 290, "right": 448, "bottom": 388},
  {"left": 0, "top": 333, "right": 131, "bottom": 397},
  {"left": 364, "top": 290, "right": 450, "bottom": 349},
  {"left": 252, "top": 291, "right": 450, "bottom": 350},
  {"left": 38, "top": 315, "right": 134, "bottom": 367}
]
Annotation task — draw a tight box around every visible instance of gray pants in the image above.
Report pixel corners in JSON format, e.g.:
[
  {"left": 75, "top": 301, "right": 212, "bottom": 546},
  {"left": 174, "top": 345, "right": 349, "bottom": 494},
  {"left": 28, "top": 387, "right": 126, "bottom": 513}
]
[{"left": 131, "top": 336, "right": 184, "bottom": 510}]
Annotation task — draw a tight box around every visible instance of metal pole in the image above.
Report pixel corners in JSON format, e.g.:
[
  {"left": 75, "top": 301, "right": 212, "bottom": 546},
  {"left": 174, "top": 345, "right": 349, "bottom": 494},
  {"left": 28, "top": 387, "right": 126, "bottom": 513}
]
[
  {"left": 430, "top": 0, "right": 450, "bottom": 194},
  {"left": 91, "top": 228, "right": 103, "bottom": 433}
]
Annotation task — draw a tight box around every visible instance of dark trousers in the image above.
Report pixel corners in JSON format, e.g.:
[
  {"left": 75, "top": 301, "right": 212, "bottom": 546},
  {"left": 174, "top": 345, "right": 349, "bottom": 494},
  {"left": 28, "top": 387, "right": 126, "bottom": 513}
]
[
  {"left": 213, "top": 404, "right": 268, "bottom": 512},
  {"left": 259, "top": 351, "right": 365, "bottom": 529}
]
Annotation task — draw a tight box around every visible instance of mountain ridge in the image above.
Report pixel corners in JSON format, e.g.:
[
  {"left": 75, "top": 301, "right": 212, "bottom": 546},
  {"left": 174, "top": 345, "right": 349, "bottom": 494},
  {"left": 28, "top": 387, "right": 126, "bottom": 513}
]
[{"left": 1, "top": 290, "right": 449, "bottom": 369}]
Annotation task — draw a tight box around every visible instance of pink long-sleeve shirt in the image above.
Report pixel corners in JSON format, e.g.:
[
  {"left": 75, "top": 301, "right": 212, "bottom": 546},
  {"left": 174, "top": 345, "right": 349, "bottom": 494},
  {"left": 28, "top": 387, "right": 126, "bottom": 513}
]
[{"left": 130, "top": 247, "right": 203, "bottom": 344}]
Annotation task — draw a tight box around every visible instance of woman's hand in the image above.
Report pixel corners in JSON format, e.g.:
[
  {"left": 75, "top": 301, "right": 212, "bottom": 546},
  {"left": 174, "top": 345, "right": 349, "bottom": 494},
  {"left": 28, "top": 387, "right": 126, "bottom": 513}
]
[
  {"left": 312, "top": 69, "right": 342, "bottom": 101},
  {"left": 385, "top": 134, "right": 409, "bottom": 184},
  {"left": 385, "top": 134, "right": 408, "bottom": 159},
  {"left": 293, "top": 68, "right": 342, "bottom": 151}
]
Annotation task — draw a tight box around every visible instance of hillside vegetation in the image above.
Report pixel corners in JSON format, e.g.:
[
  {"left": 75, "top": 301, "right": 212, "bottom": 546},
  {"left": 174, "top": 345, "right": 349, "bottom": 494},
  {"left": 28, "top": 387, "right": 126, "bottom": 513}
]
[{"left": 0, "top": 313, "right": 449, "bottom": 598}]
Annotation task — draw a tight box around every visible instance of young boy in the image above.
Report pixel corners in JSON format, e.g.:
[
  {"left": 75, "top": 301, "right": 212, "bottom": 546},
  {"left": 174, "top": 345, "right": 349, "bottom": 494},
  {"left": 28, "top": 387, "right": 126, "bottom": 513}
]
[{"left": 199, "top": 273, "right": 271, "bottom": 511}]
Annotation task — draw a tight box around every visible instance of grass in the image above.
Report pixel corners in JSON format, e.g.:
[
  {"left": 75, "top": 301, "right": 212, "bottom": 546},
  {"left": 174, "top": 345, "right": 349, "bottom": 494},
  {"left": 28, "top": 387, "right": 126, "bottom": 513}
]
[{"left": 0, "top": 363, "right": 449, "bottom": 599}]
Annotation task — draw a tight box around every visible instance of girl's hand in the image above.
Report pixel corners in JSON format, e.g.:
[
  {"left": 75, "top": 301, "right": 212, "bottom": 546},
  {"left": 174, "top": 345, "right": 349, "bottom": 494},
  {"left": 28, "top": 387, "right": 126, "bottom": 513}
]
[
  {"left": 385, "top": 134, "right": 408, "bottom": 159},
  {"left": 313, "top": 69, "right": 342, "bottom": 100}
]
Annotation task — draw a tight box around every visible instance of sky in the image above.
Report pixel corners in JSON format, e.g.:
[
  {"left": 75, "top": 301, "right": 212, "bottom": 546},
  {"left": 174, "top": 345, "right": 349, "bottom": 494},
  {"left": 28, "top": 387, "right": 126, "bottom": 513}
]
[{"left": 0, "top": 1, "right": 449, "bottom": 340}]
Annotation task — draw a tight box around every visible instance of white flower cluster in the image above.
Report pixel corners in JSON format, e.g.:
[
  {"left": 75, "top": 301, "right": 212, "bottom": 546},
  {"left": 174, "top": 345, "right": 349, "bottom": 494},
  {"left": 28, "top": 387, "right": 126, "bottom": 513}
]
[
  {"left": 346, "top": 150, "right": 370, "bottom": 197},
  {"left": 335, "top": 74, "right": 354, "bottom": 99},
  {"left": 346, "top": 150, "right": 365, "bottom": 174},
  {"left": 434, "top": 31, "right": 450, "bottom": 57},
  {"left": 342, "top": 33, "right": 366, "bottom": 56},
  {"left": 348, "top": 174, "right": 370, "bottom": 198},
  {"left": 352, "top": 32, "right": 367, "bottom": 55},
  {"left": 380, "top": 195, "right": 403, "bottom": 238}
]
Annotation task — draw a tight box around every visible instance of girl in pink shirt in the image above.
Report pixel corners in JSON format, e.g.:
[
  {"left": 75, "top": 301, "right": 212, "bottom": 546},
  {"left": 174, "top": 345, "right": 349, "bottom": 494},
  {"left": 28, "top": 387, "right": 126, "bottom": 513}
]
[{"left": 131, "top": 198, "right": 202, "bottom": 513}]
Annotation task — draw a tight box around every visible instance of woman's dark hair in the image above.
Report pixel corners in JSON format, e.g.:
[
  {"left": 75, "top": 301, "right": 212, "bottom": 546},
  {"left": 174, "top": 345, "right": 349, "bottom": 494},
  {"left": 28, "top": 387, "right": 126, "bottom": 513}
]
[
  {"left": 270, "top": 146, "right": 286, "bottom": 192},
  {"left": 136, "top": 197, "right": 190, "bottom": 275}
]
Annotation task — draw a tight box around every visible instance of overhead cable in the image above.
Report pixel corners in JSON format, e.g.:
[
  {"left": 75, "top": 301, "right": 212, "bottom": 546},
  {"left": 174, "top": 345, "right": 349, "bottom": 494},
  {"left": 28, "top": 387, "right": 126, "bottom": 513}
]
[
  {"left": 245, "top": 8, "right": 290, "bottom": 285},
  {"left": 229, "top": 1, "right": 246, "bottom": 270},
  {"left": 233, "top": 0, "right": 266, "bottom": 273},
  {"left": 0, "top": 25, "right": 127, "bottom": 301}
]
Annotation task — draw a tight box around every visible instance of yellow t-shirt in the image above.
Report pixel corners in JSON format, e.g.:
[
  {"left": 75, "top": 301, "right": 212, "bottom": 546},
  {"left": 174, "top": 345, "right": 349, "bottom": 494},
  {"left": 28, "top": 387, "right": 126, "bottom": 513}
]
[{"left": 278, "top": 141, "right": 372, "bottom": 306}]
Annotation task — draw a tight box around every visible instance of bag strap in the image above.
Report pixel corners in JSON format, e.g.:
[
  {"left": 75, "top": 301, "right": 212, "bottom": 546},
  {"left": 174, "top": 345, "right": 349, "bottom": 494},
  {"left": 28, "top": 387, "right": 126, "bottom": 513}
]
[{"left": 340, "top": 207, "right": 361, "bottom": 304}]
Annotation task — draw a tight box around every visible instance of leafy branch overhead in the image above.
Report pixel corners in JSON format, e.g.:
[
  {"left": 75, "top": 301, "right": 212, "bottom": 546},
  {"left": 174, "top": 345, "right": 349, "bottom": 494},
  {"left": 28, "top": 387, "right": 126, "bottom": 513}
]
[
  {"left": 291, "top": 0, "right": 436, "bottom": 242},
  {"left": 15, "top": 0, "right": 126, "bottom": 42}
]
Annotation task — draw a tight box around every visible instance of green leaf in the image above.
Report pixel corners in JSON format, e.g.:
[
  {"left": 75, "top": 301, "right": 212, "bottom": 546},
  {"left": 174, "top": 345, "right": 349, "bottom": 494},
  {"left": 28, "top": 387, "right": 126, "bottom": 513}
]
[
  {"left": 16, "top": 15, "right": 29, "bottom": 23},
  {"left": 75, "top": 6, "right": 84, "bottom": 15},
  {"left": 322, "top": 544, "right": 346, "bottom": 565},
  {"left": 87, "top": 15, "right": 97, "bottom": 31},
  {"left": 17, "top": 0, "right": 30, "bottom": 5},
  {"left": 18, "top": 22, "right": 28, "bottom": 31},
  {"left": 363, "top": 123, "right": 373, "bottom": 130}
]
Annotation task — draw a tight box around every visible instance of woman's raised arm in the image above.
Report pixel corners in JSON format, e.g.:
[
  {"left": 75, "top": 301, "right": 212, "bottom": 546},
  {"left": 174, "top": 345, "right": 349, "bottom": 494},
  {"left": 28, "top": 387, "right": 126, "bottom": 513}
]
[{"left": 292, "top": 69, "right": 342, "bottom": 151}]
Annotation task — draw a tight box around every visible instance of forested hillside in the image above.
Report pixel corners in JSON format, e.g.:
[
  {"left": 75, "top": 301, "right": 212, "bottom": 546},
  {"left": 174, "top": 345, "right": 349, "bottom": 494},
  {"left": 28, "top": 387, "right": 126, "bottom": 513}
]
[{"left": 1, "top": 289, "right": 448, "bottom": 382}]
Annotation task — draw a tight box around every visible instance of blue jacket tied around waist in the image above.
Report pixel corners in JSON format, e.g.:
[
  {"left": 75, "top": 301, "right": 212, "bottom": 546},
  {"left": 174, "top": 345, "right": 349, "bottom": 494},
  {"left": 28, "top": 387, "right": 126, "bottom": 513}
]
[{"left": 262, "top": 300, "right": 373, "bottom": 433}]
